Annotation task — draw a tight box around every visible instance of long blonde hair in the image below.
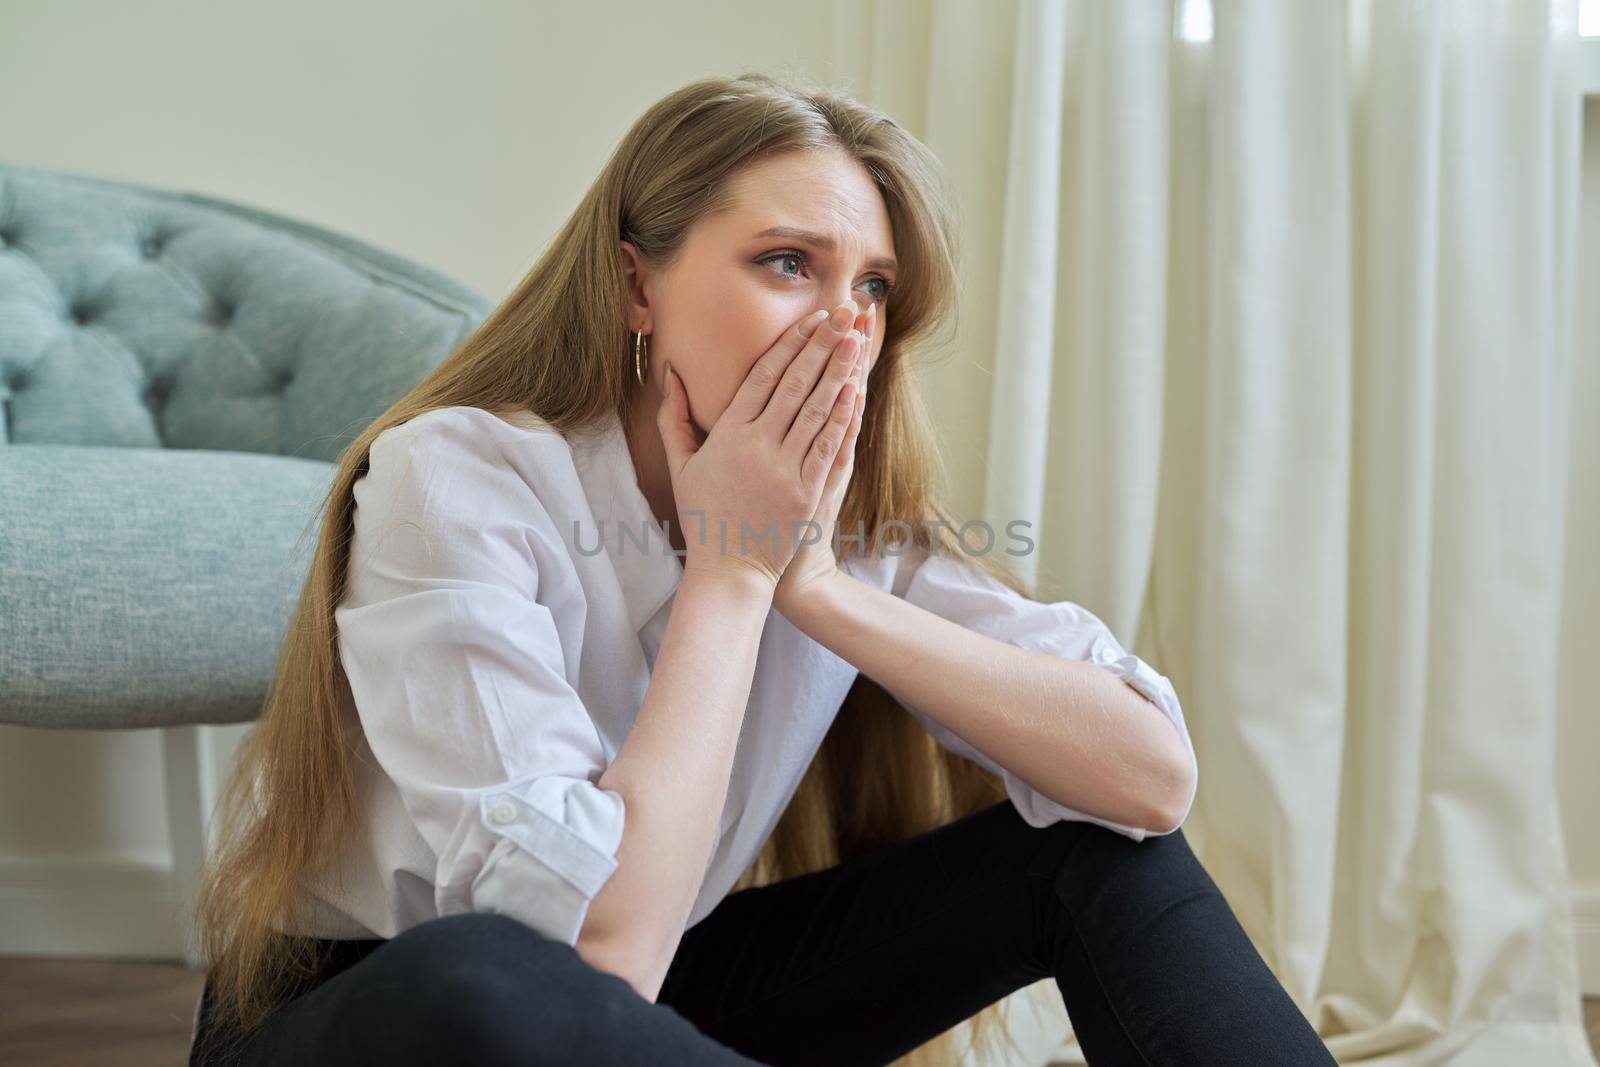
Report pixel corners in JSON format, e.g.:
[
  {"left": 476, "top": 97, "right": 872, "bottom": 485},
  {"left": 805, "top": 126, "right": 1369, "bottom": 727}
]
[{"left": 194, "top": 70, "right": 1048, "bottom": 1067}]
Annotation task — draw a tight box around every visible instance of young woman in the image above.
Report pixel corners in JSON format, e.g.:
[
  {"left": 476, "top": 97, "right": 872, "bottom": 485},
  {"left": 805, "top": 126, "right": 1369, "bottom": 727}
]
[{"left": 188, "top": 72, "right": 1336, "bottom": 1067}]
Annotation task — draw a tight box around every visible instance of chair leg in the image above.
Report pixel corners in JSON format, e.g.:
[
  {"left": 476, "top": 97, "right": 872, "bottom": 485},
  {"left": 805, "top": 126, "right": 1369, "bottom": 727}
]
[{"left": 162, "top": 724, "right": 217, "bottom": 972}]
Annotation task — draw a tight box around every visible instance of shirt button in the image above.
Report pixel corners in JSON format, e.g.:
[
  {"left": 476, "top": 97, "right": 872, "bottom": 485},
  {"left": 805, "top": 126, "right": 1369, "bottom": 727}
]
[{"left": 489, "top": 802, "right": 517, "bottom": 825}]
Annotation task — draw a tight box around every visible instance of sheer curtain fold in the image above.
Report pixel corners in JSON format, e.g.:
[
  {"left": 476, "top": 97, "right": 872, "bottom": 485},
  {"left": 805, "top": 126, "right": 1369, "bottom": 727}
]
[{"left": 846, "top": 0, "right": 1595, "bottom": 1062}]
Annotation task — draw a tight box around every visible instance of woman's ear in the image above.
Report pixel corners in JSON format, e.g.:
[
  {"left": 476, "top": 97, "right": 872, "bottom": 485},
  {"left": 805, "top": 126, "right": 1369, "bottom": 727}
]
[{"left": 618, "top": 240, "right": 652, "bottom": 334}]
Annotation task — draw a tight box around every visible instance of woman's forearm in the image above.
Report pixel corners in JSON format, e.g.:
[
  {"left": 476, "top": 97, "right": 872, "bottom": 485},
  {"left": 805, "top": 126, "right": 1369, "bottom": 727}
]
[
  {"left": 782, "top": 568, "right": 1194, "bottom": 835},
  {"left": 579, "top": 566, "right": 774, "bottom": 1001}
]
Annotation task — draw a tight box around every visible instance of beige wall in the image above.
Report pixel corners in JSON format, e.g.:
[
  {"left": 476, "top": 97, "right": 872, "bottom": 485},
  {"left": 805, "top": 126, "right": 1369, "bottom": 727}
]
[{"left": 0, "top": 1, "right": 845, "bottom": 303}]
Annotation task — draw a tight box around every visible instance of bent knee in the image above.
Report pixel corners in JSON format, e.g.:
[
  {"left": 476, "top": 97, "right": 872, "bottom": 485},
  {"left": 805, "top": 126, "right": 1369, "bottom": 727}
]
[
  {"left": 1038, "top": 818, "right": 1214, "bottom": 894},
  {"left": 367, "top": 914, "right": 604, "bottom": 1005},
  {"left": 365, "top": 914, "right": 638, "bottom": 1057}
]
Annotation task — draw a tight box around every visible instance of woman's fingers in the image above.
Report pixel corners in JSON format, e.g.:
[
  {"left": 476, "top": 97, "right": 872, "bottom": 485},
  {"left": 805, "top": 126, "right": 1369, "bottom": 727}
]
[
  {"left": 851, "top": 304, "right": 872, "bottom": 394},
  {"left": 655, "top": 361, "right": 699, "bottom": 473},
  {"left": 756, "top": 303, "right": 858, "bottom": 438},
  {"left": 836, "top": 309, "right": 869, "bottom": 476},
  {"left": 832, "top": 363, "right": 865, "bottom": 479},
  {"left": 812, "top": 303, "right": 869, "bottom": 492},
  {"left": 782, "top": 325, "right": 861, "bottom": 461},
  {"left": 800, "top": 361, "right": 860, "bottom": 489},
  {"left": 721, "top": 308, "right": 830, "bottom": 425}
]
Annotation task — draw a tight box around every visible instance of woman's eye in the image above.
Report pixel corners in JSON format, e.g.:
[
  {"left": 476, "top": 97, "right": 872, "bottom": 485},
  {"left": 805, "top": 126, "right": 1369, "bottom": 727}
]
[
  {"left": 759, "top": 252, "right": 806, "bottom": 278},
  {"left": 757, "top": 251, "right": 894, "bottom": 303}
]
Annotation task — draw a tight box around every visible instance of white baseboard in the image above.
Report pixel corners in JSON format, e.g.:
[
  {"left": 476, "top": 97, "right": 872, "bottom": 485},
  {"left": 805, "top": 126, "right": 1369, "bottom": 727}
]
[{"left": 0, "top": 852, "right": 184, "bottom": 961}]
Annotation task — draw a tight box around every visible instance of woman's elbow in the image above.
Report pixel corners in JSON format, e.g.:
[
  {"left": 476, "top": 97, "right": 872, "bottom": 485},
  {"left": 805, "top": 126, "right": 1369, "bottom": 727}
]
[{"left": 1144, "top": 750, "right": 1197, "bottom": 835}]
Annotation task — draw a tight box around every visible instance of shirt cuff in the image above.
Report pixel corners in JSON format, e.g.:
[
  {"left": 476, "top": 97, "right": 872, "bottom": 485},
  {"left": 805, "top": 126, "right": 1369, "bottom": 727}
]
[{"left": 467, "top": 775, "right": 627, "bottom": 945}]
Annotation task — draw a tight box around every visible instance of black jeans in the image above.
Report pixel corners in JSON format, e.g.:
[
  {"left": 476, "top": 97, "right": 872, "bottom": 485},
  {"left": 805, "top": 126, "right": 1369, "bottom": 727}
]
[{"left": 189, "top": 800, "right": 1336, "bottom": 1066}]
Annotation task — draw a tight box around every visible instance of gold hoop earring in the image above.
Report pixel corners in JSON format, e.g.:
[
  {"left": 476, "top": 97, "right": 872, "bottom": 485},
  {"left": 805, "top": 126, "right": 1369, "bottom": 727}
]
[{"left": 632, "top": 330, "right": 650, "bottom": 387}]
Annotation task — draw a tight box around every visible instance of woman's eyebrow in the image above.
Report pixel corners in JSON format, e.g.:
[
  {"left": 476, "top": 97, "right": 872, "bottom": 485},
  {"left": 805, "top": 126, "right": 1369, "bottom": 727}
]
[{"left": 754, "top": 225, "right": 898, "bottom": 272}]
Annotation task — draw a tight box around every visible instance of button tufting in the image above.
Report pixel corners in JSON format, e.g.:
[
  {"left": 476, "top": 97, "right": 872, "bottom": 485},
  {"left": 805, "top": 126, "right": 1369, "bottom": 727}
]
[
  {"left": 0, "top": 229, "right": 11, "bottom": 245},
  {"left": 141, "top": 236, "right": 160, "bottom": 258},
  {"left": 68, "top": 304, "right": 91, "bottom": 325}
]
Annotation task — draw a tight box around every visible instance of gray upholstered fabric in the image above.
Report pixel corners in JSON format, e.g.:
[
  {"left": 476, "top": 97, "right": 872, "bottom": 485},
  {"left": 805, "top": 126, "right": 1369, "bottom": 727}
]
[
  {"left": 0, "top": 162, "right": 493, "bottom": 728},
  {"left": 1, "top": 444, "right": 334, "bottom": 728}
]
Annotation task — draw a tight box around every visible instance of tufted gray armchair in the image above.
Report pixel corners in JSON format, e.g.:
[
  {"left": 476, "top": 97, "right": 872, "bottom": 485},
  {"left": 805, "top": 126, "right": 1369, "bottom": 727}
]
[{"left": 0, "top": 162, "right": 493, "bottom": 969}]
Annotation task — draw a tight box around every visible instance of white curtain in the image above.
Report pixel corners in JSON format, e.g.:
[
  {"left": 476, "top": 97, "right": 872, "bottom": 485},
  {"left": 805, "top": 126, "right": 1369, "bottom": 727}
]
[{"left": 839, "top": 0, "right": 1595, "bottom": 1063}]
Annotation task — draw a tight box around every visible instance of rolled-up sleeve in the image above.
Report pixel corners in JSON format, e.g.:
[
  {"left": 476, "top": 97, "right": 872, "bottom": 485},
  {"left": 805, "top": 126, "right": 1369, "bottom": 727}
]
[
  {"left": 890, "top": 546, "right": 1197, "bottom": 841},
  {"left": 336, "top": 411, "right": 626, "bottom": 945}
]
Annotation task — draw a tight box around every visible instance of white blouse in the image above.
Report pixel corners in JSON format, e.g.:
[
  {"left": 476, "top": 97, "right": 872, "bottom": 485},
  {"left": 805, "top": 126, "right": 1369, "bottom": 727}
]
[{"left": 293, "top": 405, "right": 1198, "bottom": 945}]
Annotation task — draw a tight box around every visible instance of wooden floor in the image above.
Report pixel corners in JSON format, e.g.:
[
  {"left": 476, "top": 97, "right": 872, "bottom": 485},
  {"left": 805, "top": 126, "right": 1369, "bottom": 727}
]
[{"left": 0, "top": 955, "right": 1596, "bottom": 1065}]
